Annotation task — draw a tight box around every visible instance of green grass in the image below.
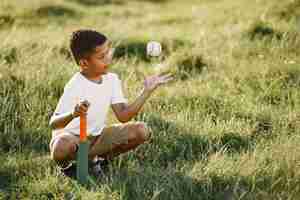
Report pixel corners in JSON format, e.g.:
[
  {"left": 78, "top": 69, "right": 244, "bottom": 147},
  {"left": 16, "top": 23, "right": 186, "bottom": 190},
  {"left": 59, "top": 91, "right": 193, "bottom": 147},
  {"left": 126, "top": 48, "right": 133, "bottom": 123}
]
[{"left": 1, "top": 0, "right": 300, "bottom": 199}]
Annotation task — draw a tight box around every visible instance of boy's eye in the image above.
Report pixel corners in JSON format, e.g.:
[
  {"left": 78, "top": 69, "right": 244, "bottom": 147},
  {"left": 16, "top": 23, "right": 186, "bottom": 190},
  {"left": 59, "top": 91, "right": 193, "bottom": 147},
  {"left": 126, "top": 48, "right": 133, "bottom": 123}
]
[{"left": 97, "top": 54, "right": 106, "bottom": 59}]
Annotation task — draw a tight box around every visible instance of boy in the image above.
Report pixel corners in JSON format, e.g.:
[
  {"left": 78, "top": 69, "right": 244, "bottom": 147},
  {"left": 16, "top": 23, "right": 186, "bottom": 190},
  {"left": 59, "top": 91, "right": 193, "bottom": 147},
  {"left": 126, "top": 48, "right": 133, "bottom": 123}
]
[{"left": 49, "top": 29, "right": 173, "bottom": 177}]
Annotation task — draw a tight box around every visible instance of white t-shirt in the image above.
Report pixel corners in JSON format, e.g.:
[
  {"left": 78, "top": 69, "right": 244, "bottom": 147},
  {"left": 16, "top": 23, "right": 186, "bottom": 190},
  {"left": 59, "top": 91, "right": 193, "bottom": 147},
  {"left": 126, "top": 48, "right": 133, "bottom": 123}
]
[{"left": 49, "top": 72, "right": 128, "bottom": 136}]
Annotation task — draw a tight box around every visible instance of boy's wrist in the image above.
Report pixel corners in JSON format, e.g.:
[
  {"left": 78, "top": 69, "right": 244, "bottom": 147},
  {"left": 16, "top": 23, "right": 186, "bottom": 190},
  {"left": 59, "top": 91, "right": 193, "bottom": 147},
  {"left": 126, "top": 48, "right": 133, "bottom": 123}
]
[{"left": 70, "top": 111, "right": 76, "bottom": 119}]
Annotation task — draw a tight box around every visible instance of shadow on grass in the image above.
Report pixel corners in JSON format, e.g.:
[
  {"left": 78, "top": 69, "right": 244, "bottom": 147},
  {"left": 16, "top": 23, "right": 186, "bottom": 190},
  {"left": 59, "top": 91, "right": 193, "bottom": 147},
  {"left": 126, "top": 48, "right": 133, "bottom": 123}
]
[
  {"left": 0, "top": 169, "right": 16, "bottom": 198},
  {"left": 103, "top": 163, "right": 282, "bottom": 200},
  {"left": 148, "top": 94, "right": 276, "bottom": 138},
  {"left": 102, "top": 124, "right": 295, "bottom": 200},
  {"left": 105, "top": 167, "right": 228, "bottom": 200},
  {"left": 134, "top": 113, "right": 255, "bottom": 167},
  {"left": 0, "top": 173, "right": 22, "bottom": 200}
]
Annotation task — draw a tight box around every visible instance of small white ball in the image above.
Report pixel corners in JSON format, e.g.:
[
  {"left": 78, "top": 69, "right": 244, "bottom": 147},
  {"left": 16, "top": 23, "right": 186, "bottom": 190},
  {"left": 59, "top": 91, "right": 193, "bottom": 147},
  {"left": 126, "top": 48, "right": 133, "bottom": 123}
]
[{"left": 147, "top": 41, "right": 162, "bottom": 57}]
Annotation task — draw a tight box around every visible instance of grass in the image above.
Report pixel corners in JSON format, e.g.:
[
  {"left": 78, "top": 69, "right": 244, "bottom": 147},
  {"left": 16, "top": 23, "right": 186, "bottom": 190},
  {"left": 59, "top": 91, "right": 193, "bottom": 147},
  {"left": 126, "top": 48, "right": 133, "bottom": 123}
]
[{"left": 0, "top": 0, "right": 300, "bottom": 199}]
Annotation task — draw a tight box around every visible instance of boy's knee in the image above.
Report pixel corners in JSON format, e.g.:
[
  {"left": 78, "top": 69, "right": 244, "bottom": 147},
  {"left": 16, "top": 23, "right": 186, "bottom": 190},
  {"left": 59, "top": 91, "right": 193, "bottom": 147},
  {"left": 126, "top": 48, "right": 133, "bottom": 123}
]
[
  {"left": 51, "top": 137, "right": 77, "bottom": 162},
  {"left": 135, "top": 122, "right": 151, "bottom": 143}
]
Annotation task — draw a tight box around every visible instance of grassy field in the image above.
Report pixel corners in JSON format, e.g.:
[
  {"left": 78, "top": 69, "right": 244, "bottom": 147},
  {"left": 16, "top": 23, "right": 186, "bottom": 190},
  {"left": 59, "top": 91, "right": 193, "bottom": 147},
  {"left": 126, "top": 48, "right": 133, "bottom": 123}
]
[{"left": 1, "top": 0, "right": 300, "bottom": 199}]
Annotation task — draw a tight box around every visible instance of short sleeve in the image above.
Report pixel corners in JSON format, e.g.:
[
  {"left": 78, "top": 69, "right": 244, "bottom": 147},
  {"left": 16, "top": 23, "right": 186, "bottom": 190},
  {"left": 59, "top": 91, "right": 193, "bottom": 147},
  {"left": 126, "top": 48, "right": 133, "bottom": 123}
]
[
  {"left": 49, "top": 84, "right": 78, "bottom": 124},
  {"left": 111, "top": 74, "right": 128, "bottom": 104}
]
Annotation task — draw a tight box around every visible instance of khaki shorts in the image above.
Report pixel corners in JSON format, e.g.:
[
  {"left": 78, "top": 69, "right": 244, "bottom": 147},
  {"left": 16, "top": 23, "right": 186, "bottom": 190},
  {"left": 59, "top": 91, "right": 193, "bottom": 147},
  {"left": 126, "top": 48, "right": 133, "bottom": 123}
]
[{"left": 49, "top": 121, "right": 145, "bottom": 158}]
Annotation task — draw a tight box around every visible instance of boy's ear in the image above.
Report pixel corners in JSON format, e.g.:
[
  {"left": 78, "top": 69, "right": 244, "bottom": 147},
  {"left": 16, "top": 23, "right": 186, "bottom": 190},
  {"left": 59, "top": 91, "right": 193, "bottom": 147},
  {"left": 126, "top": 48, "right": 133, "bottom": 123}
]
[{"left": 79, "top": 59, "right": 88, "bottom": 68}]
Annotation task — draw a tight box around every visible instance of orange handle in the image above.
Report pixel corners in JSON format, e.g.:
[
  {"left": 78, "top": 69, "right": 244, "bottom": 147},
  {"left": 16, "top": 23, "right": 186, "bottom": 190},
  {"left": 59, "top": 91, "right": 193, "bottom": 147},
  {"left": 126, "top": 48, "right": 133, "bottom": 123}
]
[{"left": 80, "top": 114, "right": 87, "bottom": 141}]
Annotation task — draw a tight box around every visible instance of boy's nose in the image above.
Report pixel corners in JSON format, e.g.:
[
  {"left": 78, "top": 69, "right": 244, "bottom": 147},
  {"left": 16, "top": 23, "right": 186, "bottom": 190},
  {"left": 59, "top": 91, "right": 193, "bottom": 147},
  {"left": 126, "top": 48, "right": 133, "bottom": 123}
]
[
  {"left": 103, "top": 57, "right": 112, "bottom": 66},
  {"left": 104, "top": 48, "right": 114, "bottom": 63}
]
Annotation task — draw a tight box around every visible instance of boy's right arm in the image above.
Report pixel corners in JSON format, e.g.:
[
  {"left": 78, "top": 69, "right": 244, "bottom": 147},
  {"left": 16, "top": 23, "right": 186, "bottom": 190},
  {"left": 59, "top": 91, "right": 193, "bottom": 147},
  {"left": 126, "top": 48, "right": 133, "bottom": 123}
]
[
  {"left": 49, "top": 100, "right": 90, "bottom": 130},
  {"left": 49, "top": 111, "right": 75, "bottom": 130}
]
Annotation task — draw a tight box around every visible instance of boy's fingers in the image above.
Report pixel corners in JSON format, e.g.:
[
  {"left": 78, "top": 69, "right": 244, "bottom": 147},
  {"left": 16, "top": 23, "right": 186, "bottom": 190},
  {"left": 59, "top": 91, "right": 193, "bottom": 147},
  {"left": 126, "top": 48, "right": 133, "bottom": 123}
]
[
  {"left": 85, "top": 101, "right": 91, "bottom": 107},
  {"left": 82, "top": 103, "right": 90, "bottom": 108},
  {"left": 81, "top": 104, "right": 89, "bottom": 109},
  {"left": 80, "top": 103, "right": 90, "bottom": 109},
  {"left": 74, "top": 105, "right": 80, "bottom": 112},
  {"left": 79, "top": 106, "right": 88, "bottom": 112}
]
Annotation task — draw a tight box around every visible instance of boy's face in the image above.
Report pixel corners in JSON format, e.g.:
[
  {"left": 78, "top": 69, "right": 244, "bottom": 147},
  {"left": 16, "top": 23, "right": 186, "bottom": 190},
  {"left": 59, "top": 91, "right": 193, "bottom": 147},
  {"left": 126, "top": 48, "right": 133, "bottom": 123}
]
[{"left": 80, "top": 40, "right": 113, "bottom": 76}]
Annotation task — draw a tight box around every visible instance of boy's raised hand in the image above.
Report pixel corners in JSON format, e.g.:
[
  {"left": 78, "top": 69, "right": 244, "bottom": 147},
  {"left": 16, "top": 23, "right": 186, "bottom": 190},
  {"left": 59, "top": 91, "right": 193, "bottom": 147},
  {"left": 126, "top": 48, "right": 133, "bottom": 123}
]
[
  {"left": 72, "top": 100, "right": 90, "bottom": 118},
  {"left": 143, "top": 73, "right": 174, "bottom": 93}
]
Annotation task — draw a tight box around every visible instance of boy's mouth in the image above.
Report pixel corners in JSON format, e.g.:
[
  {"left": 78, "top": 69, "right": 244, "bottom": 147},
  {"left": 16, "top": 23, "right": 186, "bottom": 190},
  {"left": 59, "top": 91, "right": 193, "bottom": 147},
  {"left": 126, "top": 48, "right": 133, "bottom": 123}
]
[
  {"left": 102, "top": 66, "right": 109, "bottom": 73},
  {"left": 104, "top": 63, "right": 110, "bottom": 70}
]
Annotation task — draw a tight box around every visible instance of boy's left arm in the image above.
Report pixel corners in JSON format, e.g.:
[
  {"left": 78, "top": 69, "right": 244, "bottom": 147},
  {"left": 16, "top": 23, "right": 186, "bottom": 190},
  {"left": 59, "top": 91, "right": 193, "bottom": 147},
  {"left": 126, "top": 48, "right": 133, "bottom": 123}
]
[{"left": 111, "top": 73, "right": 173, "bottom": 123}]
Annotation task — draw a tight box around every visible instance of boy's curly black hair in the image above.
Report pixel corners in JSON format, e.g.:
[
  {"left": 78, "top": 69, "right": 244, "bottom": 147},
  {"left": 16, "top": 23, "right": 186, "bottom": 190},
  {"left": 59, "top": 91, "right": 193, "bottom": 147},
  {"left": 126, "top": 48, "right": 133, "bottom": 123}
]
[{"left": 70, "top": 29, "right": 107, "bottom": 65}]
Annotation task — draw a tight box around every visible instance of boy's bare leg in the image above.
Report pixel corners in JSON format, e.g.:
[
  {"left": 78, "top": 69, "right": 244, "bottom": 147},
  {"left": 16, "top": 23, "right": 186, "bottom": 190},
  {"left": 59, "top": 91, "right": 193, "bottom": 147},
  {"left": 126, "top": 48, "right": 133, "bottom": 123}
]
[
  {"left": 49, "top": 121, "right": 151, "bottom": 167},
  {"left": 88, "top": 121, "right": 151, "bottom": 160},
  {"left": 49, "top": 132, "right": 79, "bottom": 167}
]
